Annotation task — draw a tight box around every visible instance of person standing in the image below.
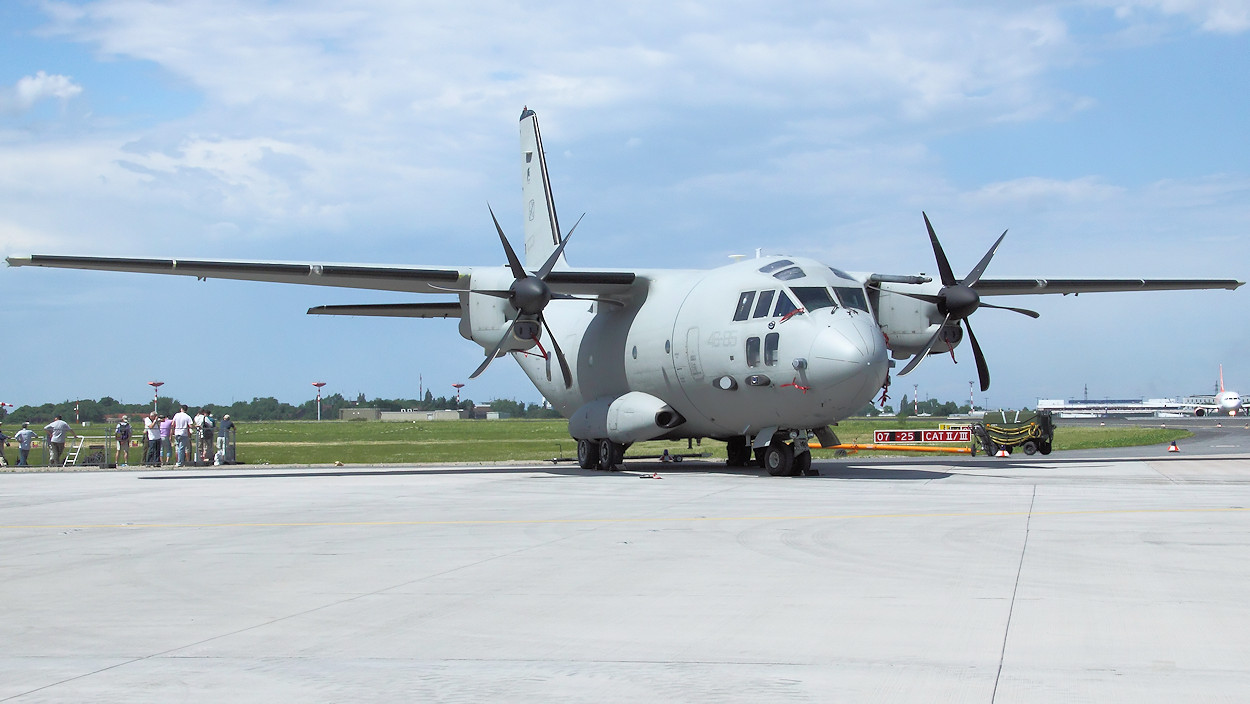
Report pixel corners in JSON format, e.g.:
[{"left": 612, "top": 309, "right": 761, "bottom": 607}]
[
  {"left": 114, "top": 415, "right": 133, "bottom": 467},
  {"left": 192, "top": 408, "right": 207, "bottom": 465},
  {"left": 199, "top": 409, "right": 215, "bottom": 464},
  {"left": 14, "top": 422, "right": 37, "bottom": 466},
  {"left": 44, "top": 415, "right": 75, "bottom": 466},
  {"left": 159, "top": 414, "right": 174, "bottom": 465},
  {"left": 0, "top": 422, "right": 9, "bottom": 467},
  {"left": 143, "top": 411, "right": 162, "bottom": 466},
  {"left": 216, "top": 414, "right": 235, "bottom": 465},
  {"left": 172, "top": 405, "right": 194, "bottom": 467}
]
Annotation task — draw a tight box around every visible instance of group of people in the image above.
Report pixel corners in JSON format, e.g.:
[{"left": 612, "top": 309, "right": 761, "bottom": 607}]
[
  {"left": 0, "top": 408, "right": 237, "bottom": 468},
  {"left": 131, "top": 406, "right": 235, "bottom": 467},
  {"left": 0, "top": 419, "right": 56, "bottom": 467}
]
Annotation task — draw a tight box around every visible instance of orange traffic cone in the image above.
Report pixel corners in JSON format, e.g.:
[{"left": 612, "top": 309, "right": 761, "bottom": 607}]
[
  {"left": 1168, "top": 441, "right": 1180, "bottom": 453},
  {"left": 995, "top": 448, "right": 1009, "bottom": 457}
]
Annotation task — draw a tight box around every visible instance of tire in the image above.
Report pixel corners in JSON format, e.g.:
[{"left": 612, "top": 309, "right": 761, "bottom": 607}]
[
  {"left": 1039, "top": 441, "right": 1052, "bottom": 455},
  {"left": 577, "top": 439, "right": 599, "bottom": 469},
  {"left": 793, "top": 449, "right": 812, "bottom": 476},
  {"left": 764, "top": 440, "right": 794, "bottom": 476},
  {"left": 1022, "top": 440, "right": 1037, "bottom": 456},
  {"left": 598, "top": 438, "right": 623, "bottom": 471},
  {"left": 726, "top": 437, "right": 750, "bottom": 467},
  {"left": 754, "top": 447, "right": 767, "bottom": 468}
]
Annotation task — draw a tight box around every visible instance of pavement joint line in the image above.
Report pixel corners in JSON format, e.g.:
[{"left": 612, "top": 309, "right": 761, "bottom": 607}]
[
  {"left": 4, "top": 505, "right": 1250, "bottom": 531},
  {"left": 992, "top": 485, "right": 1035, "bottom": 703}
]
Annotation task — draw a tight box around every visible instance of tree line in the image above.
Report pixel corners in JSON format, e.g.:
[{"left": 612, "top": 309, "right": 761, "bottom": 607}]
[{"left": 0, "top": 391, "right": 560, "bottom": 424}]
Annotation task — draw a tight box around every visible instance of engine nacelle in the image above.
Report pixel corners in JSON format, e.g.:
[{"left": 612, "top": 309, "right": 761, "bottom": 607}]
[
  {"left": 569, "top": 392, "right": 686, "bottom": 444},
  {"left": 459, "top": 266, "right": 538, "bottom": 354},
  {"left": 1195, "top": 408, "right": 1206, "bottom": 417},
  {"left": 871, "top": 284, "right": 961, "bottom": 358}
]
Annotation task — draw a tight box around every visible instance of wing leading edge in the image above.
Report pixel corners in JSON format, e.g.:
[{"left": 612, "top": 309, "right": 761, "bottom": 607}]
[
  {"left": 4, "top": 254, "right": 637, "bottom": 298},
  {"left": 973, "top": 278, "right": 1243, "bottom": 296}
]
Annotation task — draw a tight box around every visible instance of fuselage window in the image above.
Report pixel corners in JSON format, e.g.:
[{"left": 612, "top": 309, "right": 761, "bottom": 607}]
[
  {"left": 791, "top": 286, "right": 837, "bottom": 311},
  {"left": 834, "top": 286, "right": 870, "bottom": 312},
  {"left": 773, "top": 266, "right": 806, "bottom": 281},
  {"left": 733, "top": 291, "right": 756, "bottom": 321},
  {"left": 774, "top": 292, "right": 798, "bottom": 317},
  {"left": 764, "top": 332, "right": 780, "bottom": 366},
  {"left": 758, "top": 259, "right": 794, "bottom": 274},
  {"left": 753, "top": 290, "right": 776, "bottom": 318},
  {"left": 746, "top": 336, "right": 761, "bottom": 367}
]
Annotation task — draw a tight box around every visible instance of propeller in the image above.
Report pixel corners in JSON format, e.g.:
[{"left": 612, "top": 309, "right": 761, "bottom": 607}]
[
  {"left": 894, "top": 212, "right": 1040, "bottom": 391},
  {"left": 467, "top": 206, "right": 581, "bottom": 388}
]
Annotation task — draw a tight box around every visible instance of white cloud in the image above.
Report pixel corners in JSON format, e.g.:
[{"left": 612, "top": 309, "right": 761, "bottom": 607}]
[
  {"left": 2, "top": 71, "right": 83, "bottom": 113},
  {"left": 1108, "top": 0, "right": 1250, "bottom": 33}
]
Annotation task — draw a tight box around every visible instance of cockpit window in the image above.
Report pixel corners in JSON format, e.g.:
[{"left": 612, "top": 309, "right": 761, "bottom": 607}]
[
  {"left": 834, "top": 286, "right": 870, "bottom": 312},
  {"left": 758, "top": 259, "right": 794, "bottom": 274},
  {"left": 791, "top": 286, "right": 837, "bottom": 311},
  {"left": 774, "top": 292, "right": 798, "bottom": 317},
  {"left": 733, "top": 291, "right": 756, "bottom": 321},
  {"left": 753, "top": 290, "right": 776, "bottom": 318},
  {"left": 772, "top": 266, "right": 805, "bottom": 281}
]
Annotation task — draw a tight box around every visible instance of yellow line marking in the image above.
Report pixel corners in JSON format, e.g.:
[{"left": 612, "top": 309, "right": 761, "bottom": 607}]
[{"left": 3, "top": 506, "right": 1248, "bottom": 531}]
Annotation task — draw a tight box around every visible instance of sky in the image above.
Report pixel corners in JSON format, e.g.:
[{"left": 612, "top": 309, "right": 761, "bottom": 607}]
[{"left": 1, "top": 0, "right": 1247, "bottom": 413}]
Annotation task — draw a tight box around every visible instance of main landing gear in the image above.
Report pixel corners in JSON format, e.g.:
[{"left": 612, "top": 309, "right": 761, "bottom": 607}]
[
  {"left": 577, "top": 438, "right": 628, "bottom": 471},
  {"left": 728, "top": 434, "right": 817, "bottom": 476}
]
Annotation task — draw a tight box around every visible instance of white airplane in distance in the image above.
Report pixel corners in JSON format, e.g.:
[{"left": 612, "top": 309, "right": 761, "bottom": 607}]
[
  {"left": 1185, "top": 366, "right": 1244, "bottom": 416},
  {"left": 7, "top": 108, "right": 1245, "bottom": 475}
]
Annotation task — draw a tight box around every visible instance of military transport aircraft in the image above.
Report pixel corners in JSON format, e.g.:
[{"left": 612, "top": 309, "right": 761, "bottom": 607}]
[{"left": 6, "top": 108, "right": 1244, "bottom": 475}]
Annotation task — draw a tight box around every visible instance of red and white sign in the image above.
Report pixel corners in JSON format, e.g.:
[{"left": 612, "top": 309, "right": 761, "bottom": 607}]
[{"left": 873, "top": 429, "right": 971, "bottom": 443}]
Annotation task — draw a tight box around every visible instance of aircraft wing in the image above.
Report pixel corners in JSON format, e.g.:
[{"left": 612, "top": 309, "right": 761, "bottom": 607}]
[
  {"left": 973, "top": 278, "right": 1243, "bottom": 296},
  {"left": 4, "top": 254, "right": 636, "bottom": 297}
]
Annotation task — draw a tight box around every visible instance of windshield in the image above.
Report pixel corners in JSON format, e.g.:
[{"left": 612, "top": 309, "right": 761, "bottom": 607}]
[{"left": 790, "top": 286, "right": 837, "bottom": 311}]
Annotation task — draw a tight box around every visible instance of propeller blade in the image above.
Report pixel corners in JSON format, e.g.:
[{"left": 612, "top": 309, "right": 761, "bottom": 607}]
[
  {"left": 897, "top": 314, "right": 951, "bottom": 377},
  {"left": 963, "top": 318, "right": 991, "bottom": 392},
  {"left": 978, "top": 301, "right": 1040, "bottom": 319},
  {"left": 962, "top": 229, "right": 1008, "bottom": 287},
  {"left": 535, "top": 213, "right": 586, "bottom": 279},
  {"left": 488, "top": 204, "right": 527, "bottom": 281},
  {"left": 539, "top": 314, "right": 573, "bottom": 389},
  {"left": 922, "top": 212, "right": 957, "bottom": 287},
  {"left": 469, "top": 318, "right": 519, "bottom": 379}
]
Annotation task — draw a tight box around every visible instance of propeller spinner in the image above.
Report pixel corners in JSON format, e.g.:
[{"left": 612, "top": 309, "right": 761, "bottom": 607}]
[{"left": 895, "top": 212, "right": 1039, "bottom": 391}]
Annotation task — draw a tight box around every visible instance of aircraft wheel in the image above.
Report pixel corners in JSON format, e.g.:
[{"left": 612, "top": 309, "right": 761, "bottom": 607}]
[
  {"left": 577, "top": 439, "right": 600, "bottom": 469},
  {"left": 1039, "top": 441, "right": 1052, "bottom": 455},
  {"left": 598, "top": 439, "right": 623, "bottom": 471},
  {"left": 1021, "top": 440, "right": 1038, "bottom": 456},
  {"left": 754, "top": 447, "right": 767, "bottom": 467},
  {"left": 764, "top": 441, "right": 794, "bottom": 476},
  {"left": 793, "top": 449, "right": 812, "bottom": 476}
]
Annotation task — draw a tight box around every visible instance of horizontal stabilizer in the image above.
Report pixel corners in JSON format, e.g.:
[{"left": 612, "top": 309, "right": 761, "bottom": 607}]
[{"left": 307, "top": 302, "right": 461, "bottom": 318}]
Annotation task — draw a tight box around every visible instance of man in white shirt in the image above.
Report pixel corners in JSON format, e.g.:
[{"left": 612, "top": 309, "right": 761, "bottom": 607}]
[
  {"left": 14, "top": 422, "right": 38, "bottom": 466},
  {"left": 43, "top": 415, "right": 75, "bottom": 466},
  {"left": 143, "top": 411, "right": 162, "bottom": 466},
  {"left": 172, "top": 405, "right": 194, "bottom": 467}
]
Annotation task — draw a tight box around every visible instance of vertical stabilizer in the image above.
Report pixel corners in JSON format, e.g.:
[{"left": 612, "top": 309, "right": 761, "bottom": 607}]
[{"left": 519, "top": 107, "right": 565, "bottom": 271}]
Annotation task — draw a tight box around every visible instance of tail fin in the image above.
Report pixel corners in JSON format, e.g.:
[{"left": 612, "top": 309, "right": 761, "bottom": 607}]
[{"left": 519, "top": 107, "right": 566, "bottom": 271}]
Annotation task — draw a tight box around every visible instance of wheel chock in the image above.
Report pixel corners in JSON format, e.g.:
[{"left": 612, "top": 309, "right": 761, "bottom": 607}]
[
  {"left": 995, "top": 448, "right": 1009, "bottom": 457},
  {"left": 1168, "top": 441, "right": 1180, "bottom": 453}
]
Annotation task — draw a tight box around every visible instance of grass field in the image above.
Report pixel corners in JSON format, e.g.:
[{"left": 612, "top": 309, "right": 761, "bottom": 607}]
[
  {"left": 10, "top": 419, "right": 1190, "bottom": 468},
  {"left": 224, "top": 418, "right": 1191, "bottom": 465}
]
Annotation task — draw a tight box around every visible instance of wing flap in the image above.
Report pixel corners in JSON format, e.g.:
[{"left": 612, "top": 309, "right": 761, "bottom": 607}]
[{"left": 307, "top": 302, "right": 461, "bottom": 318}]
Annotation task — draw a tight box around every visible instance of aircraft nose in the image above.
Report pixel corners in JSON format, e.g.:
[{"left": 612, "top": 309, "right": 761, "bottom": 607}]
[{"left": 806, "top": 312, "right": 888, "bottom": 401}]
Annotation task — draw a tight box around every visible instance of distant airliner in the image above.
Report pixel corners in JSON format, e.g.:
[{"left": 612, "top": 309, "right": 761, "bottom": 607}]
[{"left": 7, "top": 108, "right": 1244, "bottom": 474}]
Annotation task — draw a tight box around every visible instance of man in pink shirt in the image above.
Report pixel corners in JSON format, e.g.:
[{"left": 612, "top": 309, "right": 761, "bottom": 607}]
[{"left": 159, "top": 414, "right": 174, "bottom": 465}]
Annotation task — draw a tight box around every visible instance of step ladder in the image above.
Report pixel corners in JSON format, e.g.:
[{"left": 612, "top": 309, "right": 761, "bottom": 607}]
[{"left": 62, "top": 436, "right": 85, "bottom": 467}]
